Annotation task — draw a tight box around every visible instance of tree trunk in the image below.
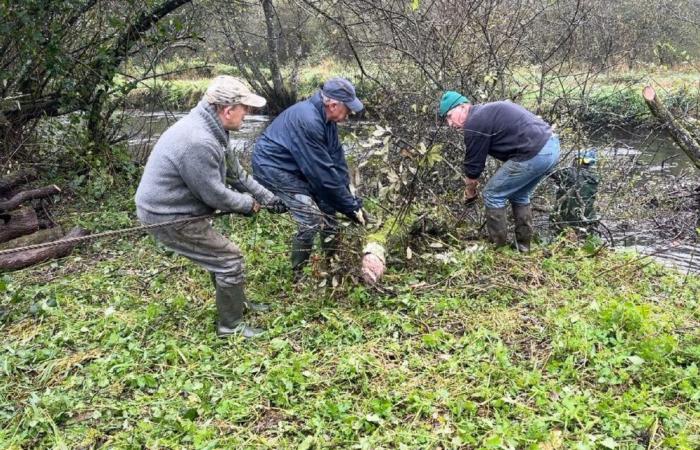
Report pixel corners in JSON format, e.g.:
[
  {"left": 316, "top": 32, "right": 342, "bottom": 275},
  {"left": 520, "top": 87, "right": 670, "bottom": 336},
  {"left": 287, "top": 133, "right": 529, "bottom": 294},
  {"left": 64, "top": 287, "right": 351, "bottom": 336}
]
[
  {"left": 0, "top": 227, "right": 88, "bottom": 271},
  {"left": 0, "top": 227, "right": 64, "bottom": 251},
  {"left": 0, "top": 168, "right": 38, "bottom": 194},
  {"left": 260, "top": 0, "right": 297, "bottom": 113},
  {"left": 0, "top": 185, "right": 61, "bottom": 211},
  {"left": 643, "top": 85, "right": 700, "bottom": 171},
  {"left": 0, "top": 207, "right": 39, "bottom": 243}
]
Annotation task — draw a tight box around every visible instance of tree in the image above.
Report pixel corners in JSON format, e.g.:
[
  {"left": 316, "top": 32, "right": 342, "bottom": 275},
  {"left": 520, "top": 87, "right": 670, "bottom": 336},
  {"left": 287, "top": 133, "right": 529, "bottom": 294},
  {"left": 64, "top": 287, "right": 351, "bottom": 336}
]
[
  {"left": 211, "top": 0, "right": 304, "bottom": 113},
  {"left": 0, "top": 0, "right": 195, "bottom": 161}
]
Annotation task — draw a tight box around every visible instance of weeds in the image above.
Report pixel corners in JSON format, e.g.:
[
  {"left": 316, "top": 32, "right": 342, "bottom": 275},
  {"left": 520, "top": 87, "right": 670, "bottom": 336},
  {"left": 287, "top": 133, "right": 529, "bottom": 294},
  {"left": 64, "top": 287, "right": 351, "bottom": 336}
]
[{"left": 1, "top": 183, "right": 699, "bottom": 449}]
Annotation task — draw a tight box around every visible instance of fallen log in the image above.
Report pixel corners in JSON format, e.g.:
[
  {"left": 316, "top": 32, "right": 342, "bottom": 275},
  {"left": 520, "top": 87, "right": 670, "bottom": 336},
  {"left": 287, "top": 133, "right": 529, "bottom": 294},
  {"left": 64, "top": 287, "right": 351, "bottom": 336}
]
[
  {"left": 0, "top": 185, "right": 61, "bottom": 211},
  {"left": 0, "top": 227, "right": 88, "bottom": 271},
  {"left": 643, "top": 85, "right": 700, "bottom": 171},
  {"left": 0, "top": 207, "right": 39, "bottom": 243},
  {"left": 0, "top": 168, "right": 38, "bottom": 194},
  {"left": 0, "top": 226, "right": 64, "bottom": 250}
]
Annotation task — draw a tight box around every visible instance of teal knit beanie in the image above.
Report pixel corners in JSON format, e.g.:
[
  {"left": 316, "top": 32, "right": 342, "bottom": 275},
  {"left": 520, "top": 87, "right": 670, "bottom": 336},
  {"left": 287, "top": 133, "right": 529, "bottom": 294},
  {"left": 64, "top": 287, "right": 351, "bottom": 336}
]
[{"left": 439, "top": 91, "right": 469, "bottom": 117}]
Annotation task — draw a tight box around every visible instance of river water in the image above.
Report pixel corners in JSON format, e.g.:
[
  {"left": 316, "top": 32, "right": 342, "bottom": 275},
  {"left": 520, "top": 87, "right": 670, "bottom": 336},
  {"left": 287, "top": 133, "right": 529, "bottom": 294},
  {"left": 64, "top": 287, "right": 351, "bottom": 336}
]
[{"left": 124, "top": 110, "right": 700, "bottom": 273}]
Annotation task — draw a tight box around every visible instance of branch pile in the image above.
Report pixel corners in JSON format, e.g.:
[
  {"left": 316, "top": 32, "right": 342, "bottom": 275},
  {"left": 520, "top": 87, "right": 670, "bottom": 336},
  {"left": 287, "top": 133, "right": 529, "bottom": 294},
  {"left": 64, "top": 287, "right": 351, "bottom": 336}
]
[{"left": 0, "top": 169, "right": 86, "bottom": 270}]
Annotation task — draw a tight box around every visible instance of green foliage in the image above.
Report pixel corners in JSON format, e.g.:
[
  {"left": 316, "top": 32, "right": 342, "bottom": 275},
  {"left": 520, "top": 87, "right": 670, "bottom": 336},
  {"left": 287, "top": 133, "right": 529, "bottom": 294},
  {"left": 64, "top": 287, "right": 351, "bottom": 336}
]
[{"left": 1, "top": 184, "right": 699, "bottom": 448}]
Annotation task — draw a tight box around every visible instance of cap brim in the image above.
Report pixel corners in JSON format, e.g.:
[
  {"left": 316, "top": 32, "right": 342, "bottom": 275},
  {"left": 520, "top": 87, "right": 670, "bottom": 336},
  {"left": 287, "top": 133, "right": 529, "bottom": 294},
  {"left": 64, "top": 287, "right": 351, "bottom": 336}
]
[
  {"left": 240, "top": 93, "right": 267, "bottom": 108},
  {"left": 344, "top": 97, "right": 364, "bottom": 113}
]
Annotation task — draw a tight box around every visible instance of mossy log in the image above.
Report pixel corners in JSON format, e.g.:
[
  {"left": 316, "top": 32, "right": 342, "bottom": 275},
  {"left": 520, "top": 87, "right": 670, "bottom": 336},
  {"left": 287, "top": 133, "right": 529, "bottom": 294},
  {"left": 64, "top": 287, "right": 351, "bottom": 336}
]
[
  {"left": 0, "top": 227, "right": 88, "bottom": 271},
  {"left": 643, "top": 85, "right": 700, "bottom": 171},
  {"left": 0, "top": 207, "right": 39, "bottom": 243},
  {"left": 0, "top": 226, "right": 64, "bottom": 250},
  {"left": 0, "top": 185, "right": 61, "bottom": 211}
]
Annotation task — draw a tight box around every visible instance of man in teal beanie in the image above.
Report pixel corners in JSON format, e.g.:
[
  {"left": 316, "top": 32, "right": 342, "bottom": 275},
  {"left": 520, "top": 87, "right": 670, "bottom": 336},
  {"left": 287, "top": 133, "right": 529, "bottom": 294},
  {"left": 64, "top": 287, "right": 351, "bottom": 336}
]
[{"left": 439, "top": 91, "right": 560, "bottom": 252}]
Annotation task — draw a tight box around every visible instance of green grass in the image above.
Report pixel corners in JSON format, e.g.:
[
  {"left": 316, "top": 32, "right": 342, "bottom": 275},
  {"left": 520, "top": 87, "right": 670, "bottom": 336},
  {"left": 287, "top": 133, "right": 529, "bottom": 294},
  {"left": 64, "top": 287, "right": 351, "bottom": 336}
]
[{"left": 1, "top": 184, "right": 699, "bottom": 449}]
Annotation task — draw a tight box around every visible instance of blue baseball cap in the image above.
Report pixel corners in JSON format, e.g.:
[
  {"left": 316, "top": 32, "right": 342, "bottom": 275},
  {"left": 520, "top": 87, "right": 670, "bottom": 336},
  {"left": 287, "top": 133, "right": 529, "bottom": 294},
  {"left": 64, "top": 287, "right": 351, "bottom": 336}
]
[{"left": 321, "top": 77, "right": 364, "bottom": 113}]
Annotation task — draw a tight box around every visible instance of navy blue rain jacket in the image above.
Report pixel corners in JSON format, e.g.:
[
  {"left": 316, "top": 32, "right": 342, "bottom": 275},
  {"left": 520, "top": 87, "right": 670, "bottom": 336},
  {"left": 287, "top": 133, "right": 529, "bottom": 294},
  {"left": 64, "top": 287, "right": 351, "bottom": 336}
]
[{"left": 252, "top": 92, "right": 358, "bottom": 214}]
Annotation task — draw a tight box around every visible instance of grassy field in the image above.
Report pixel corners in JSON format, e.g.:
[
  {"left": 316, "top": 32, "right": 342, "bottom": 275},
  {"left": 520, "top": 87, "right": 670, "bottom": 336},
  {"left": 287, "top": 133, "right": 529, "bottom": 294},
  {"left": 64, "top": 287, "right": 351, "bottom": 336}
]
[{"left": 1, "top": 185, "right": 699, "bottom": 449}]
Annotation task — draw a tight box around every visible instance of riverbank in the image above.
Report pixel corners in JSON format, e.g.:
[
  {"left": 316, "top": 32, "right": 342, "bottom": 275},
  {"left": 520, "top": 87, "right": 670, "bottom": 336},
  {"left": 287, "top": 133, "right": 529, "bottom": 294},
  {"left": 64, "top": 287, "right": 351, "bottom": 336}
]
[
  {"left": 121, "top": 62, "right": 700, "bottom": 127},
  {"left": 1, "top": 180, "right": 699, "bottom": 448}
]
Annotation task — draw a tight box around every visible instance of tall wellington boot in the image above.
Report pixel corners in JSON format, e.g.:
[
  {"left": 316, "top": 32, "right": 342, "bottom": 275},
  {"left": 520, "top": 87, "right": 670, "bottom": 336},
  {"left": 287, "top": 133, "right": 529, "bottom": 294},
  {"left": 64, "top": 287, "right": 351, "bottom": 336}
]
[
  {"left": 485, "top": 207, "right": 508, "bottom": 247},
  {"left": 215, "top": 283, "right": 264, "bottom": 339},
  {"left": 512, "top": 204, "right": 533, "bottom": 253}
]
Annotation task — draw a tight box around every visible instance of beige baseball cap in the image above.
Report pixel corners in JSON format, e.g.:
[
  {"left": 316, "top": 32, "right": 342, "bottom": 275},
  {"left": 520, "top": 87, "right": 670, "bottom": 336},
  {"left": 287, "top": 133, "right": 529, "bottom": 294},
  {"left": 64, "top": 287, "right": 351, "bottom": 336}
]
[{"left": 204, "top": 75, "right": 266, "bottom": 108}]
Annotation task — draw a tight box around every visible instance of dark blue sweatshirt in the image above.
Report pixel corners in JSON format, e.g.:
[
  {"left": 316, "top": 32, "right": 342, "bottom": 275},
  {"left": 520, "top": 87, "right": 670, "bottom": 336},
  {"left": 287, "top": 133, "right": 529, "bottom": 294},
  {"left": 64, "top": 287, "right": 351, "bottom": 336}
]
[
  {"left": 462, "top": 101, "right": 552, "bottom": 179},
  {"left": 252, "top": 92, "right": 358, "bottom": 214}
]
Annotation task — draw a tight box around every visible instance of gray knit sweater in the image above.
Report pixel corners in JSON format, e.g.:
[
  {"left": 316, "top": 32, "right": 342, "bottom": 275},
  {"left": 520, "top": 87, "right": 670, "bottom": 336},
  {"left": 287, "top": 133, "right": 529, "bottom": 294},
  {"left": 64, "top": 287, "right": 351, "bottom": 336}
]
[{"left": 135, "top": 100, "right": 274, "bottom": 224}]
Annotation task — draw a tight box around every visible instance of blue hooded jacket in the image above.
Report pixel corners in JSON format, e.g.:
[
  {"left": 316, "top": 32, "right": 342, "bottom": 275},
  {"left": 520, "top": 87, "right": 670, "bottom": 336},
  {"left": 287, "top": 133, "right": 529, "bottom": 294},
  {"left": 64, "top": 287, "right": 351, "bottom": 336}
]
[{"left": 252, "top": 92, "right": 359, "bottom": 214}]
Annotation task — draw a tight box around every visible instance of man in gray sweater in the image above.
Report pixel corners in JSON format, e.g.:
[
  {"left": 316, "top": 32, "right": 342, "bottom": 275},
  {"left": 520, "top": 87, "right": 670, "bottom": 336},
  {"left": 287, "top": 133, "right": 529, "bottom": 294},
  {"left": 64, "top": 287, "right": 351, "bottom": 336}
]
[{"left": 135, "top": 76, "right": 286, "bottom": 338}]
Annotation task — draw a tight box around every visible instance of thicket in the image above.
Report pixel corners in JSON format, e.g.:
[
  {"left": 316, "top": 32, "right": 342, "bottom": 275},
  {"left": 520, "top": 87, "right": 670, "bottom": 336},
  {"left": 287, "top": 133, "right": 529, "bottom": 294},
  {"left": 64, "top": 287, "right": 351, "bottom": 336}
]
[{"left": 2, "top": 0, "right": 700, "bottom": 176}]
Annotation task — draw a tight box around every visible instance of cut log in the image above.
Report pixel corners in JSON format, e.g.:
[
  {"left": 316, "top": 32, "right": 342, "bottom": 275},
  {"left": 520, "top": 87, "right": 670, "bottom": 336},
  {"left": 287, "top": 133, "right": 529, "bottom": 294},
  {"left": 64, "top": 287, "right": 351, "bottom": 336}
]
[
  {"left": 0, "top": 168, "right": 38, "bottom": 194},
  {"left": 0, "top": 227, "right": 88, "bottom": 271},
  {"left": 0, "top": 207, "right": 39, "bottom": 243},
  {"left": 0, "top": 185, "right": 61, "bottom": 211},
  {"left": 643, "top": 85, "right": 700, "bottom": 171},
  {"left": 0, "top": 226, "right": 64, "bottom": 250}
]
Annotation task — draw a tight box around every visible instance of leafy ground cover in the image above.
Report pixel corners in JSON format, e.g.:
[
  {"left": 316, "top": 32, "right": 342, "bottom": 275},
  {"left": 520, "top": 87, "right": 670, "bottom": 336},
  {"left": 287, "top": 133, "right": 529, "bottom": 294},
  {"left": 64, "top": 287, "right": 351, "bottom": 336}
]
[{"left": 1, "top": 186, "right": 699, "bottom": 449}]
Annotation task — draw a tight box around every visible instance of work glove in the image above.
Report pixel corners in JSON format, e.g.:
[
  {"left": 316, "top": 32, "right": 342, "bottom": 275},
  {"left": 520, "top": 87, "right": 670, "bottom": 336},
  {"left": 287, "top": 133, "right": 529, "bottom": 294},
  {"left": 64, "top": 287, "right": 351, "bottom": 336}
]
[{"left": 264, "top": 197, "right": 288, "bottom": 214}]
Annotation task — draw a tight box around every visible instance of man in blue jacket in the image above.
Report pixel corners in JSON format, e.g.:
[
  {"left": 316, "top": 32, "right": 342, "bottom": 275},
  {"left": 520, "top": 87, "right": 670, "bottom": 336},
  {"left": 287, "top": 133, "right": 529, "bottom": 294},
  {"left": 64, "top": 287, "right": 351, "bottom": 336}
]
[
  {"left": 253, "top": 77, "right": 367, "bottom": 279},
  {"left": 439, "top": 91, "right": 560, "bottom": 252}
]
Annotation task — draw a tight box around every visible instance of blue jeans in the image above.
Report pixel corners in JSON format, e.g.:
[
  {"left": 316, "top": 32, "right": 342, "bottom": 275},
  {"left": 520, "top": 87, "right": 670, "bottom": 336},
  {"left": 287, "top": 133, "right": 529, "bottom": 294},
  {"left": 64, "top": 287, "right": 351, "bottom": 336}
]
[{"left": 483, "top": 136, "right": 560, "bottom": 209}]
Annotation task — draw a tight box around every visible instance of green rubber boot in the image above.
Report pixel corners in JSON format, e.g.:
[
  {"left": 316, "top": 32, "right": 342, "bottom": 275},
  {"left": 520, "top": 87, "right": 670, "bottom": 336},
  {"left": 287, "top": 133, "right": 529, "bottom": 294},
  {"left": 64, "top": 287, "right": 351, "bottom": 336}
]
[
  {"left": 210, "top": 272, "right": 269, "bottom": 312},
  {"left": 215, "top": 283, "right": 264, "bottom": 339},
  {"left": 291, "top": 237, "right": 312, "bottom": 281},
  {"left": 512, "top": 204, "right": 533, "bottom": 253},
  {"left": 485, "top": 207, "right": 508, "bottom": 247}
]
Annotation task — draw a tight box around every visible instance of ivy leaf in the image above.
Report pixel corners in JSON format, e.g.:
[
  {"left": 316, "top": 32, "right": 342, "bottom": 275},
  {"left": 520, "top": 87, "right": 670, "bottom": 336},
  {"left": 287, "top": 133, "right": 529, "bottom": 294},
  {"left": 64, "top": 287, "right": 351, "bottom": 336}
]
[{"left": 600, "top": 437, "right": 618, "bottom": 449}]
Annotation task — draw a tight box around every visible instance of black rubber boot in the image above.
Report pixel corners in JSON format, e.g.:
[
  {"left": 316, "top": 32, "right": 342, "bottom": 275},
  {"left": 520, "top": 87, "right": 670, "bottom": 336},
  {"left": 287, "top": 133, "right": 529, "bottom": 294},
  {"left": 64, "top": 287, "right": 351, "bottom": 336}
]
[
  {"left": 210, "top": 272, "right": 269, "bottom": 312},
  {"left": 291, "top": 237, "right": 312, "bottom": 281},
  {"left": 512, "top": 204, "right": 533, "bottom": 253},
  {"left": 485, "top": 207, "right": 508, "bottom": 247},
  {"left": 215, "top": 283, "right": 264, "bottom": 339}
]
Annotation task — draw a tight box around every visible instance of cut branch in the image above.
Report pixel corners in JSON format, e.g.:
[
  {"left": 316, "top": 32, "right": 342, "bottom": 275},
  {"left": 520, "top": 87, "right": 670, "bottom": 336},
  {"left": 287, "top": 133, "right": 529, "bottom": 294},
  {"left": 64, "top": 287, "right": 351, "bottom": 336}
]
[
  {"left": 0, "top": 185, "right": 61, "bottom": 211},
  {"left": 643, "top": 85, "right": 700, "bottom": 171},
  {"left": 0, "top": 227, "right": 64, "bottom": 251},
  {"left": 0, "top": 207, "right": 39, "bottom": 243},
  {"left": 0, "top": 227, "right": 88, "bottom": 271}
]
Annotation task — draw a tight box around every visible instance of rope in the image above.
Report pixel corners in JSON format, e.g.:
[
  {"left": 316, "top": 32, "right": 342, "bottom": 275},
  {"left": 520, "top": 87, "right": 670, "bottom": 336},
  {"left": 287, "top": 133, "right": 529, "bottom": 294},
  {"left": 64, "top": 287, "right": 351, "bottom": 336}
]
[{"left": 0, "top": 212, "right": 227, "bottom": 257}]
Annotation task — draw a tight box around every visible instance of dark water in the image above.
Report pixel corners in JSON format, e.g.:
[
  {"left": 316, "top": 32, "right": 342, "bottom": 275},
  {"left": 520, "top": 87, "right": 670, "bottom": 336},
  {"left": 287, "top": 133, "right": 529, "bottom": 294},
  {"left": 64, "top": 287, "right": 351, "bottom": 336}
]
[{"left": 125, "top": 111, "right": 699, "bottom": 273}]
